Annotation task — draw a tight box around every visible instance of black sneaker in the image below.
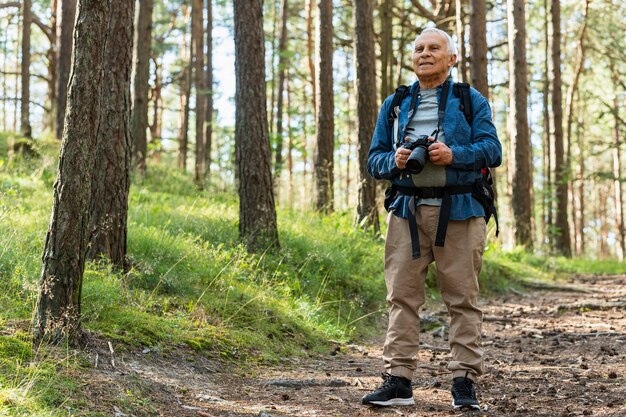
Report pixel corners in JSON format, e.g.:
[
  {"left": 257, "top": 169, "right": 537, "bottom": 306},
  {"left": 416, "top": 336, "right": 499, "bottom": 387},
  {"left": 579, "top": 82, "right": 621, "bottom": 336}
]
[
  {"left": 451, "top": 376, "right": 480, "bottom": 410},
  {"left": 361, "top": 373, "right": 414, "bottom": 406}
]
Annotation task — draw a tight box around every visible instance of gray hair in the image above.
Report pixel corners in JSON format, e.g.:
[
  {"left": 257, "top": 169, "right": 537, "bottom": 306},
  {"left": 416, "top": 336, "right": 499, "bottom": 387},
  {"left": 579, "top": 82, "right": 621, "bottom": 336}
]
[{"left": 415, "top": 27, "right": 457, "bottom": 56}]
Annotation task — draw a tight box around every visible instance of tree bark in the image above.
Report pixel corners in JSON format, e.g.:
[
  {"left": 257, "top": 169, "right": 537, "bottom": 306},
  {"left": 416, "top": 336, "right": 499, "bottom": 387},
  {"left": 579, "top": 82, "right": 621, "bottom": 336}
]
[
  {"left": 542, "top": 0, "right": 552, "bottom": 250},
  {"left": 612, "top": 94, "right": 625, "bottom": 260},
  {"left": 204, "top": 0, "right": 213, "bottom": 179},
  {"left": 34, "top": 0, "right": 111, "bottom": 345},
  {"left": 456, "top": 0, "right": 468, "bottom": 83},
  {"left": 379, "top": 0, "right": 392, "bottom": 99},
  {"left": 87, "top": 0, "right": 133, "bottom": 268},
  {"left": 565, "top": 0, "right": 589, "bottom": 255},
  {"left": 192, "top": 0, "right": 205, "bottom": 188},
  {"left": 314, "top": 0, "right": 334, "bottom": 212},
  {"left": 131, "top": 0, "right": 153, "bottom": 175},
  {"left": 353, "top": 0, "right": 379, "bottom": 232},
  {"left": 178, "top": 5, "right": 191, "bottom": 172},
  {"left": 470, "top": 0, "right": 488, "bottom": 97},
  {"left": 20, "top": 0, "right": 31, "bottom": 138},
  {"left": 233, "top": 0, "right": 279, "bottom": 251},
  {"left": 508, "top": 0, "right": 533, "bottom": 248},
  {"left": 306, "top": 0, "right": 316, "bottom": 119},
  {"left": 55, "top": 0, "right": 76, "bottom": 140},
  {"left": 273, "top": 0, "right": 289, "bottom": 196},
  {"left": 551, "top": 0, "right": 570, "bottom": 256}
]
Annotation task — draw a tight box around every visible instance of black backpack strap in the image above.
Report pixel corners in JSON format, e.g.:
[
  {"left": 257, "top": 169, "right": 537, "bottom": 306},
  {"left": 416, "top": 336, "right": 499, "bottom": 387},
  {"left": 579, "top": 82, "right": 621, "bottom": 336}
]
[
  {"left": 434, "top": 185, "right": 473, "bottom": 247},
  {"left": 433, "top": 80, "right": 451, "bottom": 141},
  {"left": 387, "top": 85, "right": 409, "bottom": 125},
  {"left": 453, "top": 82, "right": 473, "bottom": 125}
]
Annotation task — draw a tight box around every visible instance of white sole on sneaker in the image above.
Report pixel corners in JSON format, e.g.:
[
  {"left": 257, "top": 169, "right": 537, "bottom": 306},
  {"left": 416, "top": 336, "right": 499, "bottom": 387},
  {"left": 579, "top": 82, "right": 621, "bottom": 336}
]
[
  {"left": 367, "top": 397, "right": 415, "bottom": 406},
  {"left": 452, "top": 400, "right": 481, "bottom": 411}
]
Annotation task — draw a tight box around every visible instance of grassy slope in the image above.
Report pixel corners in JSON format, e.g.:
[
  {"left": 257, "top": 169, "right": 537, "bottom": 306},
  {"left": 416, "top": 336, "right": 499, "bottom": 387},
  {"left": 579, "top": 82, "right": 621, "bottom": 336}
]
[{"left": 1, "top": 134, "right": 624, "bottom": 415}]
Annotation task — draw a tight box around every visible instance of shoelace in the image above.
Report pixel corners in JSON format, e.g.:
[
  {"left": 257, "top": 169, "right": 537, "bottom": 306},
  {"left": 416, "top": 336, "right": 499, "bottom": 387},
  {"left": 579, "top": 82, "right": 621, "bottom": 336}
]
[
  {"left": 453, "top": 378, "right": 474, "bottom": 397},
  {"left": 378, "top": 372, "right": 398, "bottom": 389}
]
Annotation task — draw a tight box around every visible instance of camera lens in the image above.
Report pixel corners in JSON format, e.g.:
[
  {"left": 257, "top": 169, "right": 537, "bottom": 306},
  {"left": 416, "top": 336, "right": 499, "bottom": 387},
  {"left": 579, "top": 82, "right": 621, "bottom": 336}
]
[{"left": 406, "top": 147, "right": 428, "bottom": 174}]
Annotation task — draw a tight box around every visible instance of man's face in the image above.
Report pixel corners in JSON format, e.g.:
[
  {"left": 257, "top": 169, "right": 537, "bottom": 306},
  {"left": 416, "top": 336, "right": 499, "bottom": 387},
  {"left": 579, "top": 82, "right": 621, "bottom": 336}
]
[{"left": 412, "top": 32, "right": 457, "bottom": 81}]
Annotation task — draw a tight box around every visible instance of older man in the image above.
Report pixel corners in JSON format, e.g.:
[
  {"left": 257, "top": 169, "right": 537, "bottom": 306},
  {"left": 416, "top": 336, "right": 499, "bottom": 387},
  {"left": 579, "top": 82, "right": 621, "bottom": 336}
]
[{"left": 362, "top": 28, "right": 502, "bottom": 410}]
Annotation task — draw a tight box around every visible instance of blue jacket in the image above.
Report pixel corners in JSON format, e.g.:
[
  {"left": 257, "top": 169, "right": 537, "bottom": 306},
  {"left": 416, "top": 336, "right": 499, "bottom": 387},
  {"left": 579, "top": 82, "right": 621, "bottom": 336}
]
[{"left": 367, "top": 79, "right": 502, "bottom": 220}]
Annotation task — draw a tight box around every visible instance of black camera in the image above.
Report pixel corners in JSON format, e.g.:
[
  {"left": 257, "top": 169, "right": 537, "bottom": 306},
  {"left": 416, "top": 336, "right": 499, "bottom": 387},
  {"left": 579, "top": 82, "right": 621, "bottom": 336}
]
[{"left": 400, "top": 135, "right": 436, "bottom": 174}]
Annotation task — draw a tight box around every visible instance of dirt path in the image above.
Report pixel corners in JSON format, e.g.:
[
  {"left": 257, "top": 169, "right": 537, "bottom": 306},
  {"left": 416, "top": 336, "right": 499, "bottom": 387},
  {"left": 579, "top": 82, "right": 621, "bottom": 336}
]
[{"left": 83, "top": 275, "right": 625, "bottom": 417}]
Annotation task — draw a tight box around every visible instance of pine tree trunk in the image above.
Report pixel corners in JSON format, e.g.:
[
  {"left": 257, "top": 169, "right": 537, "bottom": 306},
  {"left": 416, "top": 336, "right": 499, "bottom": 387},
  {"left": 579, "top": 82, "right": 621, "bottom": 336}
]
[
  {"left": 55, "top": 0, "right": 76, "bottom": 140},
  {"left": 542, "top": 0, "right": 552, "bottom": 249},
  {"left": 204, "top": 0, "right": 213, "bottom": 179},
  {"left": 234, "top": 0, "right": 280, "bottom": 251},
  {"left": 353, "top": 0, "right": 379, "bottom": 232},
  {"left": 131, "top": 0, "right": 153, "bottom": 175},
  {"left": 470, "top": 0, "right": 488, "bottom": 97},
  {"left": 20, "top": 0, "right": 31, "bottom": 138},
  {"left": 149, "top": 58, "right": 162, "bottom": 147},
  {"left": 508, "top": 0, "right": 533, "bottom": 248},
  {"left": 306, "top": 0, "right": 316, "bottom": 120},
  {"left": 34, "top": 0, "right": 111, "bottom": 345},
  {"left": 314, "top": 0, "right": 334, "bottom": 212},
  {"left": 44, "top": 2, "right": 57, "bottom": 133},
  {"left": 456, "top": 0, "right": 468, "bottom": 83},
  {"left": 273, "top": 0, "right": 289, "bottom": 195},
  {"left": 612, "top": 95, "right": 625, "bottom": 260},
  {"left": 192, "top": 0, "right": 205, "bottom": 188},
  {"left": 87, "top": 0, "right": 134, "bottom": 269},
  {"left": 178, "top": 5, "right": 191, "bottom": 172},
  {"left": 551, "top": 0, "right": 570, "bottom": 256},
  {"left": 598, "top": 183, "right": 609, "bottom": 258},
  {"left": 379, "top": 0, "right": 392, "bottom": 99},
  {"left": 565, "top": 0, "right": 589, "bottom": 255}
]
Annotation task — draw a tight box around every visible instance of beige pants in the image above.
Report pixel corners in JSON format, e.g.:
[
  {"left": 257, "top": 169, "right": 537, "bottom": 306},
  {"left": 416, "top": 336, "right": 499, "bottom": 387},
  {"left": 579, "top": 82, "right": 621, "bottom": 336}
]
[{"left": 382, "top": 206, "right": 486, "bottom": 381}]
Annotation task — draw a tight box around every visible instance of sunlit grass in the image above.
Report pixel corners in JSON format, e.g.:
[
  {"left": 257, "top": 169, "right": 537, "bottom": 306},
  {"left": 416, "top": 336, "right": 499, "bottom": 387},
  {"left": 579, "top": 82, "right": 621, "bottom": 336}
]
[{"left": 2, "top": 131, "right": 625, "bottom": 415}]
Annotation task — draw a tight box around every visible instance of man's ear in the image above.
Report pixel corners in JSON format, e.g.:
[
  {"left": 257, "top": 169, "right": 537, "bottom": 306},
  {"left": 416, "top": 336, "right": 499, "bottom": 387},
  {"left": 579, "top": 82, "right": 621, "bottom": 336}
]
[{"left": 448, "top": 54, "right": 458, "bottom": 69}]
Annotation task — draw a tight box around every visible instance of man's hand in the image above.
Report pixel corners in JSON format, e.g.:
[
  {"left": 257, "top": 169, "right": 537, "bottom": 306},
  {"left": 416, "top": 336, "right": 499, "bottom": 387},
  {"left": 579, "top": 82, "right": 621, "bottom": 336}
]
[
  {"left": 395, "top": 147, "right": 412, "bottom": 169},
  {"left": 428, "top": 141, "right": 453, "bottom": 165}
]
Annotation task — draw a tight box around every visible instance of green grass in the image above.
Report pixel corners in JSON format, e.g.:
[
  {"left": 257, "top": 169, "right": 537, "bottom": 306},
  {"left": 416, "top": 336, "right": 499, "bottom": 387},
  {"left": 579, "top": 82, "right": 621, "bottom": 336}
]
[{"left": 1, "top": 131, "right": 625, "bottom": 415}]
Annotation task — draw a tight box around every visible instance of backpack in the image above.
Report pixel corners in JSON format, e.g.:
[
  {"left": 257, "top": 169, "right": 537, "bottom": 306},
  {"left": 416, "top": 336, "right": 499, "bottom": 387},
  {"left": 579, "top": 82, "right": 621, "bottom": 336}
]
[{"left": 387, "top": 81, "right": 499, "bottom": 237}]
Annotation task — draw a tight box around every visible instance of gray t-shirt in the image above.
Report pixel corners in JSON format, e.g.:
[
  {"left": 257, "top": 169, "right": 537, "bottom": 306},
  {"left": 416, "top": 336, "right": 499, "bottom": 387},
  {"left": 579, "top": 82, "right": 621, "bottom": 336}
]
[{"left": 404, "top": 88, "right": 445, "bottom": 206}]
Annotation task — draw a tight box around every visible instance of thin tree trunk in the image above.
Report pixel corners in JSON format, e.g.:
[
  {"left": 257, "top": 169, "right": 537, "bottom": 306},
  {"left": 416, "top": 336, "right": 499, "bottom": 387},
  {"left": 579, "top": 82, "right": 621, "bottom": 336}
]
[
  {"left": 551, "top": 0, "right": 570, "bottom": 256},
  {"left": 178, "top": 5, "right": 191, "bottom": 172},
  {"left": 565, "top": 0, "right": 589, "bottom": 255},
  {"left": 234, "top": 0, "right": 280, "bottom": 251},
  {"left": 305, "top": 0, "right": 316, "bottom": 120},
  {"left": 55, "top": 0, "right": 76, "bottom": 140},
  {"left": 286, "top": 75, "right": 293, "bottom": 208},
  {"left": 314, "top": 0, "right": 334, "bottom": 212},
  {"left": 274, "top": 0, "right": 289, "bottom": 195},
  {"left": 353, "top": 0, "right": 379, "bottom": 232},
  {"left": 612, "top": 94, "right": 625, "bottom": 261},
  {"left": 20, "top": 0, "right": 31, "bottom": 138},
  {"left": 149, "top": 57, "right": 162, "bottom": 147},
  {"left": 34, "top": 0, "right": 111, "bottom": 345},
  {"left": 598, "top": 183, "right": 609, "bottom": 258},
  {"left": 575, "top": 101, "right": 585, "bottom": 255},
  {"left": 192, "top": 0, "right": 205, "bottom": 188},
  {"left": 470, "top": 0, "right": 488, "bottom": 97},
  {"left": 131, "top": 0, "right": 153, "bottom": 175},
  {"left": 87, "top": 0, "right": 134, "bottom": 268},
  {"left": 542, "top": 0, "right": 552, "bottom": 249},
  {"left": 44, "top": 1, "right": 57, "bottom": 133},
  {"left": 204, "top": 0, "right": 213, "bottom": 179},
  {"left": 379, "top": 0, "right": 392, "bottom": 98},
  {"left": 508, "top": 0, "right": 532, "bottom": 248},
  {"left": 268, "top": 0, "right": 279, "bottom": 139},
  {"left": 456, "top": 0, "right": 468, "bottom": 83}
]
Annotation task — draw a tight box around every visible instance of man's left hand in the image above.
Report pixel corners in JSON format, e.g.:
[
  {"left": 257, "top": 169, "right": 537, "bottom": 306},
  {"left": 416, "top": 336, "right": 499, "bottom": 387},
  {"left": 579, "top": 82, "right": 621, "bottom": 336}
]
[{"left": 428, "top": 142, "right": 453, "bottom": 165}]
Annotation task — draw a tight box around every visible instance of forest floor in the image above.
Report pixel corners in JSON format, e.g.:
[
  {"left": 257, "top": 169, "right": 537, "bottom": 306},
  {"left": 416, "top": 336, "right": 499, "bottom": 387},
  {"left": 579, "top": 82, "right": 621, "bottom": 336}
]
[{"left": 77, "top": 274, "right": 625, "bottom": 417}]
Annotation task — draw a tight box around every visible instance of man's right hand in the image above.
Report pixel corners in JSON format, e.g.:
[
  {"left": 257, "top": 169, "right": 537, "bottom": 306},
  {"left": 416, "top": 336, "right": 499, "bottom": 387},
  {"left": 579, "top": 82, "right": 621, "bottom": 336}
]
[{"left": 395, "top": 147, "right": 412, "bottom": 169}]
